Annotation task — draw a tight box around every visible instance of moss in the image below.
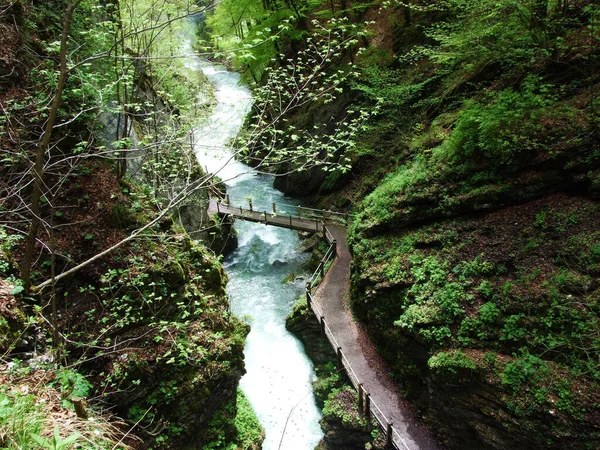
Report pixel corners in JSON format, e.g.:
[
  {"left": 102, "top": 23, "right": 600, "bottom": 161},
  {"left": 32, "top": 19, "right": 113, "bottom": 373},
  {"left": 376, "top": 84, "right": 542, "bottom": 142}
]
[
  {"left": 322, "top": 387, "right": 369, "bottom": 429},
  {"left": 202, "top": 389, "right": 264, "bottom": 450},
  {"left": 428, "top": 349, "right": 481, "bottom": 382},
  {"left": 0, "top": 281, "right": 28, "bottom": 353},
  {"left": 350, "top": 193, "right": 600, "bottom": 448}
]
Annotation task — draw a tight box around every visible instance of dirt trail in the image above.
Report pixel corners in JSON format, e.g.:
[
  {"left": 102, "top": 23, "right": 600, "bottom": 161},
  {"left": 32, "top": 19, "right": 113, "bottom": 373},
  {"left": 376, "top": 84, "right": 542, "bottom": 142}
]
[{"left": 314, "top": 225, "right": 442, "bottom": 450}]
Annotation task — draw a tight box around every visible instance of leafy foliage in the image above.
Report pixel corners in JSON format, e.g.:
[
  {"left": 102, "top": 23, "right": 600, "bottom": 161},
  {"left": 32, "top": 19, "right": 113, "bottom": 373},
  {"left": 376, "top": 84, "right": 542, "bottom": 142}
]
[
  {"left": 203, "top": 389, "right": 264, "bottom": 450},
  {"left": 350, "top": 193, "right": 600, "bottom": 446},
  {"left": 203, "top": 0, "right": 299, "bottom": 80},
  {"left": 239, "top": 17, "right": 378, "bottom": 174}
]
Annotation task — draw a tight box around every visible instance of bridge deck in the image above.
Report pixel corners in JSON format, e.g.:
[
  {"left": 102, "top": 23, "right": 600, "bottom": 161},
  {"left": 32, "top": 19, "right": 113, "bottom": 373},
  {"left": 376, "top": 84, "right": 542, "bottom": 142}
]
[{"left": 208, "top": 199, "right": 326, "bottom": 233}]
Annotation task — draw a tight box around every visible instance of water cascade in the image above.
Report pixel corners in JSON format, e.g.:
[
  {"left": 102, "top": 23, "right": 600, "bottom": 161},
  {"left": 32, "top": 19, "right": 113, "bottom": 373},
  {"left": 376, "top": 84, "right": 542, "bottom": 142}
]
[{"left": 184, "top": 24, "right": 324, "bottom": 450}]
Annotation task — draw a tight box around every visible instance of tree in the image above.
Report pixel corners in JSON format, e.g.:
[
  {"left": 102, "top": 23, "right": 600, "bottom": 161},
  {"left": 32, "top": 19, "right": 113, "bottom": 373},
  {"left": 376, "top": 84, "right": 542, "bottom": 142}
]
[
  {"left": 234, "top": 17, "right": 377, "bottom": 175},
  {"left": 1, "top": 0, "right": 377, "bottom": 304},
  {"left": 21, "top": 0, "right": 86, "bottom": 292},
  {"left": 1, "top": 0, "right": 218, "bottom": 295}
]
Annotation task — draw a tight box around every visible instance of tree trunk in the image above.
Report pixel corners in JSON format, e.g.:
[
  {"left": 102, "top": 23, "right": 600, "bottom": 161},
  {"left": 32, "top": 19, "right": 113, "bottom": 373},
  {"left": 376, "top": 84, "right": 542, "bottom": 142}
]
[
  {"left": 22, "top": 0, "right": 82, "bottom": 292},
  {"left": 404, "top": 6, "right": 412, "bottom": 26}
]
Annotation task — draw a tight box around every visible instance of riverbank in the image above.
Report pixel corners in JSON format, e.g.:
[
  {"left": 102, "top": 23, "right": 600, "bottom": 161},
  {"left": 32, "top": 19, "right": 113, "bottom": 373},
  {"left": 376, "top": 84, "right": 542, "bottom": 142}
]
[{"left": 286, "top": 224, "right": 444, "bottom": 450}]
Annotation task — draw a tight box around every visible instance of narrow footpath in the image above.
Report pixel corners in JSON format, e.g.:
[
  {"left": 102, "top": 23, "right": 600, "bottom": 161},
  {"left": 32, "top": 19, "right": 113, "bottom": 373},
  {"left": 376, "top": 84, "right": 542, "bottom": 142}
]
[
  {"left": 209, "top": 199, "right": 326, "bottom": 233},
  {"left": 314, "top": 225, "right": 442, "bottom": 450}
]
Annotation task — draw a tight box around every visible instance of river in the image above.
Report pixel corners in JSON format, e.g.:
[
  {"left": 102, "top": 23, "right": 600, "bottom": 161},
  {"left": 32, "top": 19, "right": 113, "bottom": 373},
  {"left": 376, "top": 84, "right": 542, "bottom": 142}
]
[{"left": 184, "top": 27, "right": 324, "bottom": 450}]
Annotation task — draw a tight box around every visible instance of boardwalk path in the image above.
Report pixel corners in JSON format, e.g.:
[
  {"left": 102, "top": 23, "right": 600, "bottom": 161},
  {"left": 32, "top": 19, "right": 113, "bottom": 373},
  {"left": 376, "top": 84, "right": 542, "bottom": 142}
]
[
  {"left": 210, "top": 200, "right": 442, "bottom": 449},
  {"left": 209, "top": 199, "right": 327, "bottom": 233},
  {"left": 313, "top": 225, "right": 441, "bottom": 450}
]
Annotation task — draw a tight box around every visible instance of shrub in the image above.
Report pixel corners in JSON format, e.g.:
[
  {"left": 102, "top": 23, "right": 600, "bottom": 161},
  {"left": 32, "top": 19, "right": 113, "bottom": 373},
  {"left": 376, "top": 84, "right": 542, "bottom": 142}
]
[
  {"left": 428, "top": 349, "right": 478, "bottom": 380},
  {"left": 501, "top": 353, "right": 548, "bottom": 390},
  {"left": 440, "top": 76, "right": 556, "bottom": 171}
]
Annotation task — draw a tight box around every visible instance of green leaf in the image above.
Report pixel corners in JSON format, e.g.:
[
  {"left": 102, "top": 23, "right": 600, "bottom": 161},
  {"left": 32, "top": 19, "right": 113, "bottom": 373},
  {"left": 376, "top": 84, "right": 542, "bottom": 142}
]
[
  {"left": 11, "top": 285, "right": 24, "bottom": 295},
  {"left": 31, "top": 433, "right": 51, "bottom": 448},
  {"left": 57, "top": 431, "right": 81, "bottom": 449}
]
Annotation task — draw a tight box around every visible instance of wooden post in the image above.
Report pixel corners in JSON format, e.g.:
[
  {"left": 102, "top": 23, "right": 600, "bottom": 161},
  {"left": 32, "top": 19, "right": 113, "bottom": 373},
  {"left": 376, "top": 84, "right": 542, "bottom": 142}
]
[
  {"left": 320, "top": 262, "right": 325, "bottom": 279},
  {"left": 322, "top": 209, "right": 326, "bottom": 221},
  {"left": 273, "top": 202, "right": 276, "bottom": 214},
  {"left": 386, "top": 423, "right": 393, "bottom": 449},
  {"left": 320, "top": 316, "right": 325, "bottom": 336},
  {"left": 298, "top": 205, "right": 302, "bottom": 219},
  {"left": 358, "top": 384, "right": 364, "bottom": 413},
  {"left": 315, "top": 219, "right": 319, "bottom": 231},
  {"left": 248, "top": 198, "right": 253, "bottom": 211},
  {"left": 226, "top": 194, "right": 230, "bottom": 205},
  {"left": 264, "top": 211, "right": 268, "bottom": 224},
  {"left": 322, "top": 223, "right": 327, "bottom": 240},
  {"left": 306, "top": 283, "right": 312, "bottom": 303},
  {"left": 289, "top": 215, "right": 292, "bottom": 227},
  {"left": 70, "top": 397, "right": 88, "bottom": 419},
  {"left": 216, "top": 201, "right": 220, "bottom": 214},
  {"left": 365, "top": 394, "right": 371, "bottom": 420}
]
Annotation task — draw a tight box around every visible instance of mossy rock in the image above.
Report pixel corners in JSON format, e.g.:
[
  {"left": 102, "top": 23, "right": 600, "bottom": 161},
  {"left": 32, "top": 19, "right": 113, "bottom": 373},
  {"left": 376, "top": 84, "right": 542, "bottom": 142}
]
[
  {"left": 319, "top": 387, "right": 378, "bottom": 450},
  {"left": 0, "top": 281, "right": 28, "bottom": 353}
]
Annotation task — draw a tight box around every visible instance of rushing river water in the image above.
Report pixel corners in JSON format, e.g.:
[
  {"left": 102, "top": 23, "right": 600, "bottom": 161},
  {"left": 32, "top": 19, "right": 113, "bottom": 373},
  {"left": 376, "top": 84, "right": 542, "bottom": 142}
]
[{"left": 184, "top": 27, "right": 324, "bottom": 450}]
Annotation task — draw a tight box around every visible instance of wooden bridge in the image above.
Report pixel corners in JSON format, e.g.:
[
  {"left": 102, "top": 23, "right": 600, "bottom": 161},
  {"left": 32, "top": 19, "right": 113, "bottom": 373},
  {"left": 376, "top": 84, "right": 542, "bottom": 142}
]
[
  {"left": 208, "top": 196, "right": 428, "bottom": 450},
  {"left": 208, "top": 197, "right": 349, "bottom": 233}
]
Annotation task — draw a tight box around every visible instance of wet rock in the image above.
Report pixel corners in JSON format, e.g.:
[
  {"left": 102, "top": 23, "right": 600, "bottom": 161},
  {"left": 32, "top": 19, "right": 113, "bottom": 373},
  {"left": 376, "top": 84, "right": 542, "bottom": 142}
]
[{"left": 298, "top": 234, "right": 319, "bottom": 252}]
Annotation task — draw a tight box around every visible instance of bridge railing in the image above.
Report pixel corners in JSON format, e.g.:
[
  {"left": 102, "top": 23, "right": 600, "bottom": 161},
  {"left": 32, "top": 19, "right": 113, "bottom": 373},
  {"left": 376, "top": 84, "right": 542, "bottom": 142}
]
[
  {"left": 216, "top": 195, "right": 352, "bottom": 225},
  {"left": 304, "top": 226, "right": 408, "bottom": 450}
]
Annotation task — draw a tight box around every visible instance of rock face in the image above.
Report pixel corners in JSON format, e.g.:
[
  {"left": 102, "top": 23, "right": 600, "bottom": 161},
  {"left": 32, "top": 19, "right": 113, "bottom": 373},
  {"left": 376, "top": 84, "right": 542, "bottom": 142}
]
[
  {"left": 274, "top": 166, "right": 327, "bottom": 196},
  {"left": 27, "top": 163, "right": 249, "bottom": 448},
  {"left": 269, "top": 93, "right": 353, "bottom": 198},
  {"left": 286, "top": 298, "right": 384, "bottom": 450},
  {"left": 68, "top": 232, "right": 249, "bottom": 447},
  {"left": 317, "top": 387, "right": 376, "bottom": 450},
  {"left": 178, "top": 201, "right": 238, "bottom": 255},
  {"left": 350, "top": 193, "right": 600, "bottom": 450},
  {"left": 286, "top": 298, "right": 333, "bottom": 368},
  {"left": 0, "top": 280, "right": 30, "bottom": 355}
]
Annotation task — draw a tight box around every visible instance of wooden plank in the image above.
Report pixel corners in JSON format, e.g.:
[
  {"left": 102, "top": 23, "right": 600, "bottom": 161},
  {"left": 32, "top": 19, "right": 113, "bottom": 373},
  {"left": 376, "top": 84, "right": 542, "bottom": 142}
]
[{"left": 213, "top": 203, "right": 338, "bottom": 233}]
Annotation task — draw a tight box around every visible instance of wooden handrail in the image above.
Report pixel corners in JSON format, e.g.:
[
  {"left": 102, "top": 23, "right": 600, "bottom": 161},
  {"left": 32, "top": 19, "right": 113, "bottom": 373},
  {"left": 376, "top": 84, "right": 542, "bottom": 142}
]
[
  {"left": 302, "top": 223, "right": 407, "bottom": 450},
  {"left": 214, "top": 197, "right": 352, "bottom": 224}
]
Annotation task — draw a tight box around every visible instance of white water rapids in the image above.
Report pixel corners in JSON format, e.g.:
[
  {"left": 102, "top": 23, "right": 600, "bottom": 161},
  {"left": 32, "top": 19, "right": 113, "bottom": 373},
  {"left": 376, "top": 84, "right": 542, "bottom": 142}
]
[{"left": 183, "top": 22, "right": 324, "bottom": 450}]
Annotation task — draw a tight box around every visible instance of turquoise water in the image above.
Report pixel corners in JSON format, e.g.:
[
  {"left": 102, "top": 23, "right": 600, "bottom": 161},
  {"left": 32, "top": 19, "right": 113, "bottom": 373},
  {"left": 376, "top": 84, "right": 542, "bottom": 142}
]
[{"left": 186, "top": 32, "right": 323, "bottom": 450}]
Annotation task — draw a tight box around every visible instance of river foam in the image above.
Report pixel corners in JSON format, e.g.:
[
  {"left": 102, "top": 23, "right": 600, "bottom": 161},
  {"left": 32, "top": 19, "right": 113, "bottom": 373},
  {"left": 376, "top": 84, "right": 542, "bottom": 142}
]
[{"left": 185, "top": 19, "right": 323, "bottom": 450}]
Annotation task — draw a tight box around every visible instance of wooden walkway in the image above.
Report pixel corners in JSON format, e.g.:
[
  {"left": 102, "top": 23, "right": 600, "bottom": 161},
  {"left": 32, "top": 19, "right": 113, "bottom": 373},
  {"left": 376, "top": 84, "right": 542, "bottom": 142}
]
[
  {"left": 208, "top": 199, "right": 338, "bottom": 233},
  {"left": 210, "top": 197, "right": 441, "bottom": 450},
  {"left": 309, "top": 226, "right": 442, "bottom": 450}
]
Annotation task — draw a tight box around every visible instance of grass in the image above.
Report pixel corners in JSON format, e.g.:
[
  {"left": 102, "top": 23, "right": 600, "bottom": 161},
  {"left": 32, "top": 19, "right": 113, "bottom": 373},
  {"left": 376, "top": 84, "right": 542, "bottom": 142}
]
[{"left": 0, "top": 363, "right": 133, "bottom": 449}]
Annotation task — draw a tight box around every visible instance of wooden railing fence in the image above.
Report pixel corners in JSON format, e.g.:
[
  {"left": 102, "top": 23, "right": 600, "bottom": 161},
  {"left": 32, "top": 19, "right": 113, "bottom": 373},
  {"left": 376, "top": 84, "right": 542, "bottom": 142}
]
[
  {"left": 305, "top": 225, "right": 411, "bottom": 450},
  {"left": 216, "top": 195, "right": 352, "bottom": 225}
]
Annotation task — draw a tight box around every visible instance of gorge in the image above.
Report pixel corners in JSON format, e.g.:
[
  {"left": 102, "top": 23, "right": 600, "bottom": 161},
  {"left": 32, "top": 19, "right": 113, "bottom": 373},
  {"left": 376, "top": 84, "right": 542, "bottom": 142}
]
[
  {"left": 1, "top": 1, "right": 599, "bottom": 449},
  {"left": 188, "top": 35, "right": 324, "bottom": 448}
]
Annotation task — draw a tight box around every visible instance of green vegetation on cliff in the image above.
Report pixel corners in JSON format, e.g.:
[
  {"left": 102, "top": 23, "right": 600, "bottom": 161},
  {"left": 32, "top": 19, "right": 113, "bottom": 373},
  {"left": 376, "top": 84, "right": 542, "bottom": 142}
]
[
  {"left": 345, "top": 1, "right": 600, "bottom": 448},
  {"left": 0, "top": 1, "right": 261, "bottom": 448},
  {"left": 205, "top": 0, "right": 600, "bottom": 448}
]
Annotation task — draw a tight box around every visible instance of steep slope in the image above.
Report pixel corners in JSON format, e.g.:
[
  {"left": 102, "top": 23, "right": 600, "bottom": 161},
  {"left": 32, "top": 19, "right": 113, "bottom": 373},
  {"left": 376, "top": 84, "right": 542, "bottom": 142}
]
[
  {"left": 204, "top": 0, "right": 600, "bottom": 448},
  {"left": 344, "top": 1, "right": 600, "bottom": 448},
  {"left": 0, "top": 2, "right": 259, "bottom": 448}
]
